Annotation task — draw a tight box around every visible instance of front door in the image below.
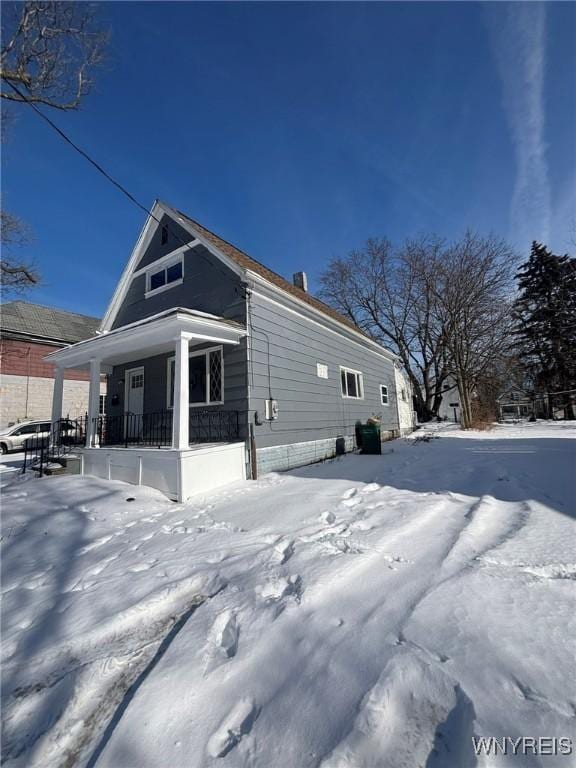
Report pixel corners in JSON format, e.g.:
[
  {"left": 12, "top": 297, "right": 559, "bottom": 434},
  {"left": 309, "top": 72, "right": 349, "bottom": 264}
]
[{"left": 125, "top": 367, "right": 145, "bottom": 439}]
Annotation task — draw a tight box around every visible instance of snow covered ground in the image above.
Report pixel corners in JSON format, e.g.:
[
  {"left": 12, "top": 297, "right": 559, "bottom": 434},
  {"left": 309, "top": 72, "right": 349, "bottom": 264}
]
[
  {"left": 0, "top": 451, "right": 25, "bottom": 477},
  {"left": 1, "top": 422, "right": 575, "bottom": 767}
]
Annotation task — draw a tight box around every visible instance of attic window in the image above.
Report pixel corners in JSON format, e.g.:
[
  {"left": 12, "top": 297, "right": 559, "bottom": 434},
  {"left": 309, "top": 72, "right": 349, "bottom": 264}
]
[
  {"left": 161, "top": 225, "right": 169, "bottom": 245},
  {"left": 145, "top": 257, "right": 184, "bottom": 297}
]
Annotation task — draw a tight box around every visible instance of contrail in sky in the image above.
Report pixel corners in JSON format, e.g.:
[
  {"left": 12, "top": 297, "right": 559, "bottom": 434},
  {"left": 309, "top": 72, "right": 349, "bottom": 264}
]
[{"left": 486, "top": 2, "right": 550, "bottom": 251}]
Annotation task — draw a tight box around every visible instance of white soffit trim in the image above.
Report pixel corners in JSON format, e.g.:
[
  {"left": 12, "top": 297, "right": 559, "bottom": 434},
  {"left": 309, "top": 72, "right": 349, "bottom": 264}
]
[
  {"left": 247, "top": 274, "right": 398, "bottom": 363},
  {"left": 45, "top": 311, "right": 246, "bottom": 368}
]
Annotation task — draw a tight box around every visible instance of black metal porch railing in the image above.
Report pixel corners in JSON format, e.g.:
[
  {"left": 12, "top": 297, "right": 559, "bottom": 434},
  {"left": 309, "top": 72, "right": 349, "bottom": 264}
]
[
  {"left": 22, "top": 417, "right": 86, "bottom": 475},
  {"left": 189, "top": 408, "right": 240, "bottom": 444},
  {"left": 91, "top": 409, "right": 240, "bottom": 448},
  {"left": 94, "top": 411, "right": 173, "bottom": 448}
]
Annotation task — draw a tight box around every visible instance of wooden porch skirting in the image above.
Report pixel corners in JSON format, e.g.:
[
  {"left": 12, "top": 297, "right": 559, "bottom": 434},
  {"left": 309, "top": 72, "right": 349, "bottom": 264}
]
[{"left": 78, "top": 443, "right": 247, "bottom": 501}]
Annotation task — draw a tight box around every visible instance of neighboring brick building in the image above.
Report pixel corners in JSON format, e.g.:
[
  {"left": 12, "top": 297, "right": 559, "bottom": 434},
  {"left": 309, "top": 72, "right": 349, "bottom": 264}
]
[{"left": 0, "top": 301, "right": 106, "bottom": 427}]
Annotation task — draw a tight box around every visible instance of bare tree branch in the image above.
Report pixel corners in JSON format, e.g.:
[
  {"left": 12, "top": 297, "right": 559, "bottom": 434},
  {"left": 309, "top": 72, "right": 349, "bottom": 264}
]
[
  {"left": 0, "top": 210, "right": 39, "bottom": 293},
  {"left": 1, "top": 2, "right": 108, "bottom": 111}
]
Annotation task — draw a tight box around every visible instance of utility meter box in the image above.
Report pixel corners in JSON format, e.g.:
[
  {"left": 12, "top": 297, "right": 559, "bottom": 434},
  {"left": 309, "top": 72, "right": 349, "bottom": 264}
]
[{"left": 265, "top": 399, "right": 279, "bottom": 420}]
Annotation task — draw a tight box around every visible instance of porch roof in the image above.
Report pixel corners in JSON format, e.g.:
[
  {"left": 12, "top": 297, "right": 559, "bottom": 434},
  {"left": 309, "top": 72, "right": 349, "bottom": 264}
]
[{"left": 44, "top": 308, "right": 247, "bottom": 369}]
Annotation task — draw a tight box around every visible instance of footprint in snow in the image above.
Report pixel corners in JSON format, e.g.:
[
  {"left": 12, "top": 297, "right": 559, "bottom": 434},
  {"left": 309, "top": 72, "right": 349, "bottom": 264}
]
[
  {"left": 89, "top": 554, "right": 119, "bottom": 576},
  {"left": 341, "top": 488, "right": 358, "bottom": 500},
  {"left": 320, "top": 511, "right": 336, "bottom": 524},
  {"left": 363, "top": 482, "right": 381, "bottom": 494},
  {"left": 207, "top": 697, "right": 259, "bottom": 758},
  {"left": 211, "top": 610, "right": 239, "bottom": 658},
  {"left": 273, "top": 539, "right": 295, "bottom": 564},
  {"left": 128, "top": 560, "right": 158, "bottom": 573},
  {"left": 161, "top": 524, "right": 195, "bottom": 535},
  {"left": 256, "top": 574, "right": 302, "bottom": 604},
  {"left": 78, "top": 534, "right": 113, "bottom": 554}
]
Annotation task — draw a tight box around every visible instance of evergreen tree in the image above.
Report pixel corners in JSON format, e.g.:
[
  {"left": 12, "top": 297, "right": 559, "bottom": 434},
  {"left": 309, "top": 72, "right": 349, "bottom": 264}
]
[{"left": 513, "top": 242, "right": 576, "bottom": 419}]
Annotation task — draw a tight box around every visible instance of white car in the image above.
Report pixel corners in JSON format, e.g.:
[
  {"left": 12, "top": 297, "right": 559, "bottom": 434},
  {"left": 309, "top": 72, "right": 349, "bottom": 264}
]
[
  {"left": 0, "top": 420, "right": 84, "bottom": 454},
  {"left": 0, "top": 421, "right": 51, "bottom": 454}
]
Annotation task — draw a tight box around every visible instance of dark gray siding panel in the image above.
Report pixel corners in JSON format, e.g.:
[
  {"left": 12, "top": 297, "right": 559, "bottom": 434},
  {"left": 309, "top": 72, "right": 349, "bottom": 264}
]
[
  {"left": 112, "top": 243, "right": 246, "bottom": 329},
  {"left": 135, "top": 215, "right": 192, "bottom": 270},
  {"left": 106, "top": 340, "right": 249, "bottom": 440},
  {"left": 248, "top": 293, "right": 399, "bottom": 449}
]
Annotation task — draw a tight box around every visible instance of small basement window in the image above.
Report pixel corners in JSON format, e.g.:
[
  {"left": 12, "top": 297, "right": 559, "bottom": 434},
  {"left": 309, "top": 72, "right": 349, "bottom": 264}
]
[
  {"left": 380, "top": 385, "right": 389, "bottom": 405},
  {"left": 340, "top": 367, "right": 364, "bottom": 399},
  {"left": 146, "top": 257, "right": 183, "bottom": 297}
]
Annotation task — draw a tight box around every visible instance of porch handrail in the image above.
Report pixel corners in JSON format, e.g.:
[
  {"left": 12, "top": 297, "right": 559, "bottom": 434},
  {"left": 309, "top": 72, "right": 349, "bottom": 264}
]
[{"left": 84, "top": 409, "right": 240, "bottom": 448}]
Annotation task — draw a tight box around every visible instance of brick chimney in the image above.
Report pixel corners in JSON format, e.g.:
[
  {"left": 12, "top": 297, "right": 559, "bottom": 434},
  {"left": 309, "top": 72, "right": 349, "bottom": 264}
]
[{"left": 293, "top": 271, "right": 308, "bottom": 292}]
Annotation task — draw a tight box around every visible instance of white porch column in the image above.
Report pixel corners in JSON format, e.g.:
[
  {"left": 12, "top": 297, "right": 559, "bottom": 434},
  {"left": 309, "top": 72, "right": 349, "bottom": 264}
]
[
  {"left": 172, "top": 334, "right": 190, "bottom": 449},
  {"left": 86, "top": 358, "right": 101, "bottom": 447},
  {"left": 51, "top": 366, "right": 65, "bottom": 443}
]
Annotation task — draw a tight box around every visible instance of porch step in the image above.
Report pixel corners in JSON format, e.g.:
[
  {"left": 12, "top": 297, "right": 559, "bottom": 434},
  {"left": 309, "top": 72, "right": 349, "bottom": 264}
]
[{"left": 43, "top": 465, "right": 68, "bottom": 476}]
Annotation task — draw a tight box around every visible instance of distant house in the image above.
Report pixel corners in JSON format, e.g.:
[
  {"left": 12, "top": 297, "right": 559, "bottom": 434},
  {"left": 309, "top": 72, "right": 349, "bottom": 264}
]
[
  {"left": 497, "top": 389, "right": 548, "bottom": 421},
  {"left": 437, "top": 376, "right": 461, "bottom": 423},
  {"left": 0, "top": 301, "right": 106, "bottom": 426},
  {"left": 45, "top": 201, "right": 414, "bottom": 500}
]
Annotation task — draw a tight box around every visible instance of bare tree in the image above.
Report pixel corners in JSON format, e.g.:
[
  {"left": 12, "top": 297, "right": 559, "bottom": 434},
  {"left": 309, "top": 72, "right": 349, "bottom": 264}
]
[
  {"left": 318, "top": 237, "right": 452, "bottom": 421},
  {"left": 319, "top": 231, "right": 516, "bottom": 428},
  {"left": 427, "top": 232, "right": 516, "bottom": 428},
  {"left": 1, "top": 210, "right": 39, "bottom": 291},
  {"left": 1, "top": 2, "right": 108, "bottom": 294},
  {"left": 1, "top": 1, "right": 108, "bottom": 110}
]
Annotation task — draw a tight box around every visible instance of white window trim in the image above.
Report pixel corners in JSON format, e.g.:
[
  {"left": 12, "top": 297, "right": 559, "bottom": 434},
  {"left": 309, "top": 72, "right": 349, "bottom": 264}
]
[
  {"left": 380, "top": 384, "right": 389, "bottom": 406},
  {"left": 166, "top": 344, "right": 224, "bottom": 409},
  {"left": 133, "top": 239, "right": 199, "bottom": 278},
  {"left": 340, "top": 365, "right": 364, "bottom": 400},
  {"left": 145, "top": 254, "right": 185, "bottom": 299}
]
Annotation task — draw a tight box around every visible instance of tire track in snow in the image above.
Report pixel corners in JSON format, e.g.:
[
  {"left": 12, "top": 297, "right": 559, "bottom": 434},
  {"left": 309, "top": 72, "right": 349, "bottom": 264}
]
[
  {"left": 277, "top": 494, "right": 531, "bottom": 766},
  {"left": 395, "top": 496, "right": 531, "bottom": 642},
  {"left": 321, "top": 650, "right": 478, "bottom": 768},
  {"left": 2, "top": 582, "right": 224, "bottom": 768},
  {"left": 83, "top": 597, "right": 207, "bottom": 768}
]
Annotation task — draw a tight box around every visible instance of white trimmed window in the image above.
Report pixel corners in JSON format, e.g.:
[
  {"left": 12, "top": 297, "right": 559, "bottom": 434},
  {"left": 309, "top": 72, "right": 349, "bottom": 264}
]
[
  {"left": 340, "top": 367, "right": 364, "bottom": 399},
  {"left": 380, "top": 385, "right": 389, "bottom": 405},
  {"left": 167, "top": 346, "right": 223, "bottom": 408},
  {"left": 146, "top": 256, "right": 184, "bottom": 297}
]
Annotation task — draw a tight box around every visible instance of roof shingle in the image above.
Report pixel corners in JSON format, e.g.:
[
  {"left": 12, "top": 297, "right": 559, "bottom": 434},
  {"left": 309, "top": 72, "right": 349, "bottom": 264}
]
[
  {"left": 0, "top": 301, "right": 100, "bottom": 344},
  {"left": 174, "top": 208, "right": 367, "bottom": 337}
]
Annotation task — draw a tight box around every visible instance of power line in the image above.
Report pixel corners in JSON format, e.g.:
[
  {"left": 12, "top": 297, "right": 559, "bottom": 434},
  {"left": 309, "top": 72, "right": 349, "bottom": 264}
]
[
  {"left": 4, "top": 80, "right": 153, "bottom": 219},
  {"left": 3, "top": 79, "right": 241, "bottom": 291}
]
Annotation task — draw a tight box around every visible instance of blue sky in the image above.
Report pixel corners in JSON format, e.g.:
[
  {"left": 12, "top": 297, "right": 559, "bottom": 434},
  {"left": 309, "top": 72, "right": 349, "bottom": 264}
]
[{"left": 2, "top": 1, "right": 574, "bottom": 318}]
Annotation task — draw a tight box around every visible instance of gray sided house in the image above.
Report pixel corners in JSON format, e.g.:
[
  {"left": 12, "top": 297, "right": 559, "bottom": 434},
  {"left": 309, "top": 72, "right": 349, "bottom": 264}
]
[{"left": 46, "top": 202, "right": 411, "bottom": 500}]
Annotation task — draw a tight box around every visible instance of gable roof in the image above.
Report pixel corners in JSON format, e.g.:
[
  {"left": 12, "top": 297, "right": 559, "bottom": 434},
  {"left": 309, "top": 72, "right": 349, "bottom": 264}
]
[
  {"left": 171, "top": 207, "right": 367, "bottom": 337},
  {"left": 101, "top": 201, "right": 396, "bottom": 360},
  {"left": 0, "top": 301, "right": 100, "bottom": 345}
]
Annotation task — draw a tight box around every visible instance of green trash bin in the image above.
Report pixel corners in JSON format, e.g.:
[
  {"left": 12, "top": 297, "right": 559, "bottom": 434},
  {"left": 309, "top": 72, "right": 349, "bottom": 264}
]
[{"left": 358, "top": 424, "right": 381, "bottom": 454}]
